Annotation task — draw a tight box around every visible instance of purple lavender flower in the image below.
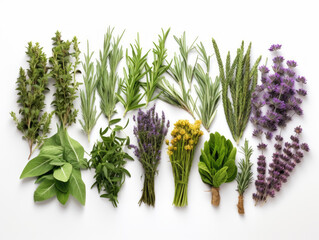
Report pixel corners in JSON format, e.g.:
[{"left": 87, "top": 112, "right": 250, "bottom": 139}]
[
  {"left": 286, "top": 60, "right": 297, "bottom": 68},
  {"left": 275, "top": 135, "right": 283, "bottom": 141},
  {"left": 269, "top": 44, "right": 282, "bottom": 51},
  {"left": 296, "top": 89, "right": 307, "bottom": 96},
  {"left": 301, "top": 143, "right": 309, "bottom": 152},
  {"left": 257, "top": 143, "right": 267, "bottom": 150},
  {"left": 272, "top": 56, "right": 284, "bottom": 64},
  {"left": 296, "top": 76, "right": 306, "bottom": 84},
  {"left": 259, "top": 65, "right": 270, "bottom": 74}
]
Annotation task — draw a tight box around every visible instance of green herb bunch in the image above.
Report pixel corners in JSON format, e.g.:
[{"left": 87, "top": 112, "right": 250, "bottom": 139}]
[
  {"left": 117, "top": 34, "right": 149, "bottom": 117},
  {"left": 212, "top": 38, "right": 261, "bottom": 144},
  {"left": 79, "top": 42, "right": 100, "bottom": 142},
  {"left": 89, "top": 120, "right": 133, "bottom": 207},
  {"left": 11, "top": 42, "right": 53, "bottom": 159},
  {"left": 158, "top": 32, "right": 197, "bottom": 118},
  {"left": 97, "top": 27, "right": 124, "bottom": 121},
  {"left": 143, "top": 29, "right": 170, "bottom": 107},
  {"left": 198, "top": 132, "right": 237, "bottom": 206},
  {"left": 236, "top": 139, "right": 253, "bottom": 214},
  {"left": 20, "top": 125, "right": 87, "bottom": 205},
  {"left": 194, "top": 42, "right": 221, "bottom": 132},
  {"left": 50, "top": 31, "right": 81, "bottom": 127}
]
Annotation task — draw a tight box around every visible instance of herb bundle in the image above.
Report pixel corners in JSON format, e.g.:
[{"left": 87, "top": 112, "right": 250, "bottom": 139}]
[
  {"left": 194, "top": 42, "right": 221, "bottom": 131},
  {"left": 20, "top": 126, "right": 87, "bottom": 205},
  {"left": 198, "top": 132, "right": 237, "bottom": 206},
  {"left": 117, "top": 35, "right": 148, "bottom": 117},
  {"left": 79, "top": 42, "right": 100, "bottom": 141},
  {"left": 50, "top": 31, "right": 81, "bottom": 127},
  {"left": 251, "top": 44, "right": 309, "bottom": 204},
  {"left": 97, "top": 27, "right": 124, "bottom": 121},
  {"left": 89, "top": 121, "right": 133, "bottom": 207},
  {"left": 143, "top": 29, "right": 170, "bottom": 106},
  {"left": 11, "top": 42, "right": 52, "bottom": 159},
  {"left": 236, "top": 139, "right": 253, "bottom": 214},
  {"left": 158, "top": 32, "right": 197, "bottom": 118},
  {"left": 167, "top": 119, "right": 203, "bottom": 207},
  {"left": 212, "top": 38, "right": 261, "bottom": 144},
  {"left": 130, "top": 105, "right": 169, "bottom": 206}
]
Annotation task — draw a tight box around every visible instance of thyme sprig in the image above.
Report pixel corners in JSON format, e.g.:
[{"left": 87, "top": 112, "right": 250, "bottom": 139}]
[
  {"left": 212, "top": 38, "right": 261, "bottom": 144},
  {"left": 117, "top": 34, "right": 149, "bottom": 117},
  {"left": 79, "top": 42, "right": 100, "bottom": 142},
  {"left": 11, "top": 42, "right": 53, "bottom": 159},
  {"left": 97, "top": 27, "right": 124, "bottom": 121},
  {"left": 50, "top": 31, "right": 81, "bottom": 128}
]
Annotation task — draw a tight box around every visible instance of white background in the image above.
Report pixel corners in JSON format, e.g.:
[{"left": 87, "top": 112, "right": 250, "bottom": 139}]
[{"left": 1, "top": 0, "right": 318, "bottom": 239}]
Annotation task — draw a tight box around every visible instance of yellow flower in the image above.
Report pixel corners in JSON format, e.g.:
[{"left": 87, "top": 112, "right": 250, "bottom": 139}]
[
  {"left": 165, "top": 139, "right": 169, "bottom": 145},
  {"left": 195, "top": 120, "right": 201, "bottom": 126},
  {"left": 177, "top": 135, "right": 181, "bottom": 140},
  {"left": 189, "top": 139, "right": 194, "bottom": 145},
  {"left": 180, "top": 129, "right": 186, "bottom": 135},
  {"left": 184, "top": 134, "right": 190, "bottom": 140},
  {"left": 167, "top": 150, "right": 173, "bottom": 156},
  {"left": 174, "top": 147, "right": 177, "bottom": 151},
  {"left": 168, "top": 146, "right": 174, "bottom": 151}
]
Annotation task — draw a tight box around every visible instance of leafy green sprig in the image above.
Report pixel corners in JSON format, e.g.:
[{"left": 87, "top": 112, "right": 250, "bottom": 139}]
[
  {"left": 212, "top": 38, "right": 261, "bottom": 144},
  {"left": 236, "top": 139, "right": 253, "bottom": 214},
  {"left": 11, "top": 42, "right": 53, "bottom": 159},
  {"left": 143, "top": 28, "right": 170, "bottom": 106},
  {"left": 194, "top": 42, "right": 221, "bottom": 132},
  {"left": 117, "top": 34, "right": 149, "bottom": 117},
  {"left": 79, "top": 42, "right": 100, "bottom": 142},
  {"left": 97, "top": 27, "right": 124, "bottom": 121},
  {"left": 50, "top": 31, "right": 81, "bottom": 128},
  {"left": 89, "top": 120, "right": 133, "bottom": 207},
  {"left": 158, "top": 32, "right": 197, "bottom": 118}
]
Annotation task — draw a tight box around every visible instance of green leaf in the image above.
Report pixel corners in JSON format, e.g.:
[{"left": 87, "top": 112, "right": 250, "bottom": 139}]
[
  {"left": 69, "top": 170, "right": 86, "bottom": 205},
  {"left": 40, "top": 145, "right": 64, "bottom": 156},
  {"left": 50, "top": 158, "right": 66, "bottom": 166},
  {"left": 213, "top": 167, "right": 228, "bottom": 188},
  {"left": 20, "top": 155, "right": 55, "bottom": 179},
  {"left": 34, "top": 179, "right": 56, "bottom": 202},
  {"left": 55, "top": 179, "right": 69, "bottom": 193},
  {"left": 53, "top": 163, "right": 72, "bottom": 182},
  {"left": 56, "top": 190, "right": 70, "bottom": 205},
  {"left": 109, "top": 118, "right": 121, "bottom": 126}
]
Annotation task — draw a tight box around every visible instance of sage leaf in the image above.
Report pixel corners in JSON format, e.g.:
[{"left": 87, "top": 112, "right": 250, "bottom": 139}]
[
  {"left": 40, "top": 145, "right": 64, "bottom": 156},
  {"left": 20, "top": 155, "right": 55, "bottom": 179},
  {"left": 56, "top": 190, "right": 70, "bottom": 205},
  {"left": 55, "top": 180, "right": 69, "bottom": 193},
  {"left": 34, "top": 179, "right": 56, "bottom": 202},
  {"left": 69, "top": 170, "right": 86, "bottom": 205},
  {"left": 53, "top": 163, "right": 72, "bottom": 182},
  {"left": 213, "top": 167, "right": 228, "bottom": 188}
]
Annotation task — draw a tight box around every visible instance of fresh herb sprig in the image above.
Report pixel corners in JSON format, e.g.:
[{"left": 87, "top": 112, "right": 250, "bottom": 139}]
[
  {"left": 11, "top": 42, "right": 53, "bottom": 159},
  {"left": 236, "top": 139, "right": 253, "bottom": 214},
  {"left": 158, "top": 32, "right": 197, "bottom": 118},
  {"left": 143, "top": 29, "right": 170, "bottom": 106},
  {"left": 194, "top": 42, "right": 221, "bottom": 132},
  {"left": 89, "top": 120, "right": 133, "bottom": 207},
  {"left": 97, "top": 27, "right": 124, "bottom": 121},
  {"left": 50, "top": 31, "right": 81, "bottom": 127},
  {"left": 79, "top": 42, "right": 100, "bottom": 142},
  {"left": 212, "top": 38, "right": 261, "bottom": 144},
  {"left": 117, "top": 34, "right": 149, "bottom": 117}
]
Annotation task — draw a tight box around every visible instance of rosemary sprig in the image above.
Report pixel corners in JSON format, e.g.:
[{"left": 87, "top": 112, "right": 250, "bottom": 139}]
[
  {"left": 97, "top": 27, "right": 124, "bottom": 122},
  {"left": 158, "top": 32, "right": 197, "bottom": 118},
  {"left": 212, "top": 38, "right": 261, "bottom": 144},
  {"left": 194, "top": 42, "right": 221, "bottom": 132},
  {"left": 10, "top": 42, "right": 53, "bottom": 159},
  {"left": 117, "top": 34, "right": 149, "bottom": 117},
  {"left": 79, "top": 42, "right": 100, "bottom": 142},
  {"left": 50, "top": 31, "right": 81, "bottom": 128},
  {"left": 143, "top": 28, "right": 170, "bottom": 107}
]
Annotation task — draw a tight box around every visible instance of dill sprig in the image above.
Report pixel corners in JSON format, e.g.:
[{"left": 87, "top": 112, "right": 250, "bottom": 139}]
[
  {"left": 158, "top": 32, "right": 197, "bottom": 118},
  {"left": 50, "top": 31, "right": 81, "bottom": 128},
  {"left": 79, "top": 42, "right": 100, "bottom": 142},
  {"left": 236, "top": 139, "right": 253, "bottom": 214},
  {"left": 143, "top": 28, "right": 170, "bottom": 107},
  {"left": 117, "top": 34, "right": 149, "bottom": 117},
  {"left": 212, "top": 38, "right": 261, "bottom": 144},
  {"left": 11, "top": 42, "right": 53, "bottom": 159},
  {"left": 97, "top": 27, "right": 124, "bottom": 122},
  {"left": 194, "top": 42, "right": 221, "bottom": 132}
]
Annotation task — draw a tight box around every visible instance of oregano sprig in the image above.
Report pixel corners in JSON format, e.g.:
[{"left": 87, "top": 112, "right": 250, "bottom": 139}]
[{"left": 10, "top": 42, "right": 53, "bottom": 159}]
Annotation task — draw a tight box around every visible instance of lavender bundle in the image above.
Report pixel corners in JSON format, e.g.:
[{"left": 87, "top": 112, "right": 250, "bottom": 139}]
[
  {"left": 130, "top": 105, "right": 169, "bottom": 206},
  {"left": 251, "top": 44, "right": 309, "bottom": 204}
]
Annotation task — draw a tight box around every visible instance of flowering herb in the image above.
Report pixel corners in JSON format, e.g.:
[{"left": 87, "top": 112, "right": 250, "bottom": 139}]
[
  {"left": 251, "top": 44, "right": 309, "bottom": 204},
  {"left": 50, "top": 31, "right": 81, "bottom": 127},
  {"left": 143, "top": 29, "right": 170, "bottom": 107},
  {"left": 167, "top": 119, "right": 203, "bottom": 207},
  {"left": 89, "top": 121, "right": 133, "bottom": 207},
  {"left": 198, "top": 132, "right": 237, "bottom": 206},
  {"left": 97, "top": 27, "right": 124, "bottom": 121},
  {"left": 11, "top": 42, "right": 53, "bottom": 159},
  {"left": 236, "top": 139, "right": 253, "bottom": 214},
  {"left": 194, "top": 42, "right": 221, "bottom": 131},
  {"left": 130, "top": 105, "right": 169, "bottom": 206},
  {"left": 117, "top": 34, "right": 149, "bottom": 117},
  {"left": 20, "top": 125, "right": 88, "bottom": 205},
  {"left": 79, "top": 42, "right": 100, "bottom": 142},
  {"left": 158, "top": 32, "right": 197, "bottom": 118},
  {"left": 212, "top": 38, "right": 261, "bottom": 144}
]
